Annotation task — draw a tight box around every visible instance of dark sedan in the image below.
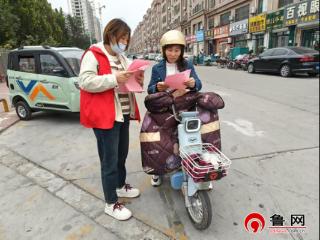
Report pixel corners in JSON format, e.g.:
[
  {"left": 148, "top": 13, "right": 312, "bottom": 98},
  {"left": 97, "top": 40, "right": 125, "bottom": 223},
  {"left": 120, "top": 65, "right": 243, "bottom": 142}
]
[{"left": 247, "top": 47, "right": 319, "bottom": 77}]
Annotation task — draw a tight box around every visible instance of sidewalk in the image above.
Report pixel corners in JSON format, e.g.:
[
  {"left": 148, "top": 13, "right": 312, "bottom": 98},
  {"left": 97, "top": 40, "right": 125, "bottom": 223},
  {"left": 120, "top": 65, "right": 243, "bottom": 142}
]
[
  {"left": 0, "top": 146, "right": 168, "bottom": 240},
  {"left": 0, "top": 81, "right": 19, "bottom": 132}
]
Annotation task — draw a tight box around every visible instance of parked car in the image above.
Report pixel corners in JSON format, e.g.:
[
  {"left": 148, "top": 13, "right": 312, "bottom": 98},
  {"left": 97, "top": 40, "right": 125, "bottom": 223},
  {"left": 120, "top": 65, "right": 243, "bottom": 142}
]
[
  {"left": 126, "top": 53, "right": 137, "bottom": 60},
  {"left": 247, "top": 47, "right": 319, "bottom": 77},
  {"left": 136, "top": 54, "right": 144, "bottom": 59},
  {"left": 147, "top": 53, "right": 157, "bottom": 61},
  {"left": 6, "top": 45, "right": 84, "bottom": 120}
]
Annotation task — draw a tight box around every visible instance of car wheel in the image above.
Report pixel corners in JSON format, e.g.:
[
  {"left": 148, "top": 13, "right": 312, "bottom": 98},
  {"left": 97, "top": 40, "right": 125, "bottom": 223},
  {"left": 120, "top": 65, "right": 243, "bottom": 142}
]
[
  {"left": 248, "top": 63, "right": 255, "bottom": 73},
  {"left": 280, "top": 64, "right": 291, "bottom": 77},
  {"left": 15, "top": 101, "right": 32, "bottom": 120}
]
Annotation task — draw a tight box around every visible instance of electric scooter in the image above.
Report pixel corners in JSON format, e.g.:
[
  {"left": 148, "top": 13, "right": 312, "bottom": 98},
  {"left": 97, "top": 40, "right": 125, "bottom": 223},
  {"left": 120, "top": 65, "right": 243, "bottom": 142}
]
[{"left": 170, "top": 107, "right": 231, "bottom": 230}]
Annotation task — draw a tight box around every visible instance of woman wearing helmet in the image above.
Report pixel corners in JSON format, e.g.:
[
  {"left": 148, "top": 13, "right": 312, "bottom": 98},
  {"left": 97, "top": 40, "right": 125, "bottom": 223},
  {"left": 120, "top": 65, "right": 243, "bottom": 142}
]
[
  {"left": 147, "top": 30, "right": 202, "bottom": 94},
  {"left": 147, "top": 30, "right": 202, "bottom": 186}
]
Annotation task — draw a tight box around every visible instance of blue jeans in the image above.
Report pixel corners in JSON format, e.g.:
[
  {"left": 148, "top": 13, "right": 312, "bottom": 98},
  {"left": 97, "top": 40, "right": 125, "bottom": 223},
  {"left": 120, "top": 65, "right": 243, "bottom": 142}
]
[{"left": 93, "top": 115, "right": 130, "bottom": 204}]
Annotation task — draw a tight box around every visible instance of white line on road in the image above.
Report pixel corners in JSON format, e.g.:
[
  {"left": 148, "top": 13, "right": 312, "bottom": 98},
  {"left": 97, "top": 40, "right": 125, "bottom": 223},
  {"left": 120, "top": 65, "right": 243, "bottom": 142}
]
[{"left": 222, "top": 119, "right": 265, "bottom": 137}]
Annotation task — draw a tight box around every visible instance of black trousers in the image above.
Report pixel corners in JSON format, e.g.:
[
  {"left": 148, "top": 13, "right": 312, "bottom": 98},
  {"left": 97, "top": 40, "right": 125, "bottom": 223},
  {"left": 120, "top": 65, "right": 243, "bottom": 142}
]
[{"left": 93, "top": 115, "right": 130, "bottom": 204}]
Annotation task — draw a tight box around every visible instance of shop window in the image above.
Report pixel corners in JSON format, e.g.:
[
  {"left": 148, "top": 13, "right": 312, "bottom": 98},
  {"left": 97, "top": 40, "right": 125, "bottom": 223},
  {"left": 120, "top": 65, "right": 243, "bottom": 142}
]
[
  {"left": 302, "top": 29, "right": 320, "bottom": 50},
  {"left": 208, "top": 17, "right": 215, "bottom": 29},
  {"left": 257, "top": 0, "right": 264, "bottom": 14},
  {"left": 278, "top": 0, "right": 293, "bottom": 8},
  {"left": 220, "top": 11, "right": 231, "bottom": 26},
  {"left": 234, "top": 35, "right": 248, "bottom": 48},
  {"left": 209, "top": 0, "right": 215, "bottom": 8},
  {"left": 235, "top": 5, "right": 249, "bottom": 22},
  {"left": 271, "top": 32, "right": 289, "bottom": 48}
]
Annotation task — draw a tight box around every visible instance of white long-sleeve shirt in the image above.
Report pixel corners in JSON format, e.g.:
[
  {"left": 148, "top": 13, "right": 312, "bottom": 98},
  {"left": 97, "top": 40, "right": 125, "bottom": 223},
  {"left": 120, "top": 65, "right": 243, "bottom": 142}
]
[{"left": 79, "top": 42, "right": 136, "bottom": 122}]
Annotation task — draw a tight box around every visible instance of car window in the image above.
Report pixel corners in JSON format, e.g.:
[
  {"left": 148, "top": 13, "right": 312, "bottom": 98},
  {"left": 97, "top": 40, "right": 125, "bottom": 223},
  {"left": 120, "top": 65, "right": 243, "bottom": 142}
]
[
  {"left": 18, "top": 56, "right": 36, "bottom": 73},
  {"left": 40, "top": 54, "right": 63, "bottom": 76},
  {"left": 272, "top": 49, "right": 289, "bottom": 56},
  {"left": 291, "top": 47, "right": 318, "bottom": 54},
  {"left": 260, "top": 49, "right": 274, "bottom": 57},
  {"left": 58, "top": 50, "right": 83, "bottom": 76}
]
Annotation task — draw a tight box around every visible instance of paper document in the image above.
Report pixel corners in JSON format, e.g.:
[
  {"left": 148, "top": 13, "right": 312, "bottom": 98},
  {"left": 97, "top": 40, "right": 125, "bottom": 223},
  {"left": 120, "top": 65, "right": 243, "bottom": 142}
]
[
  {"left": 118, "top": 59, "right": 151, "bottom": 92},
  {"left": 164, "top": 70, "right": 191, "bottom": 90}
]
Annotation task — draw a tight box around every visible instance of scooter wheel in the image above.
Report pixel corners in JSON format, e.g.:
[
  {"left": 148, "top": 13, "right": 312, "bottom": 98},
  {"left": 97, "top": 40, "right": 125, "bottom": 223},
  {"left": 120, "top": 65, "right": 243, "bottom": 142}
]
[{"left": 186, "top": 190, "right": 212, "bottom": 230}]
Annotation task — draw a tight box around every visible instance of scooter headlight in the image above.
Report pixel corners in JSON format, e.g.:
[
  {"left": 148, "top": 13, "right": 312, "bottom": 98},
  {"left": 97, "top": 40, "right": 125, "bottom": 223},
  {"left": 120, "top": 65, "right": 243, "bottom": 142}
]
[{"left": 185, "top": 119, "right": 201, "bottom": 132}]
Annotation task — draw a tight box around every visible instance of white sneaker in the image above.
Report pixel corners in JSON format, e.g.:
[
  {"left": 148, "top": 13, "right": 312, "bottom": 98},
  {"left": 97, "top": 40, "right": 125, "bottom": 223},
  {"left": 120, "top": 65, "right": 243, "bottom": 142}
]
[
  {"left": 104, "top": 202, "right": 132, "bottom": 221},
  {"left": 151, "top": 175, "right": 162, "bottom": 187},
  {"left": 116, "top": 184, "right": 140, "bottom": 198}
]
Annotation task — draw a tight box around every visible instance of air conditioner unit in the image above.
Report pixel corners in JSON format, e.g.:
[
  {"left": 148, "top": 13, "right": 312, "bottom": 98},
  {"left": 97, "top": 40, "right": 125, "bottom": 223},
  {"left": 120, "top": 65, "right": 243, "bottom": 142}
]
[
  {"left": 229, "top": 15, "right": 234, "bottom": 21},
  {"left": 214, "top": 21, "right": 220, "bottom": 27},
  {"left": 250, "top": 7, "right": 257, "bottom": 14},
  {"left": 227, "top": 37, "right": 232, "bottom": 44}
]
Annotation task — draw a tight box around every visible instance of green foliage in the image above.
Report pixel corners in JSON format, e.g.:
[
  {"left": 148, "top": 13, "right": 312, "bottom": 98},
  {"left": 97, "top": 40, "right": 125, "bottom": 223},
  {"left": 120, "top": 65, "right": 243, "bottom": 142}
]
[{"left": 0, "top": 0, "right": 91, "bottom": 49}]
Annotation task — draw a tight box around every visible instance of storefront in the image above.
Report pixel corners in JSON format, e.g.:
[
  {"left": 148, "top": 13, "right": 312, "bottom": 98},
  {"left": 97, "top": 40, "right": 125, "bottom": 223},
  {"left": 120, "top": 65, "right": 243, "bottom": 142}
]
[
  {"left": 229, "top": 19, "right": 249, "bottom": 48},
  {"left": 185, "top": 35, "right": 197, "bottom": 54},
  {"left": 205, "top": 29, "right": 214, "bottom": 55},
  {"left": 266, "top": 9, "right": 290, "bottom": 48},
  {"left": 196, "top": 30, "right": 205, "bottom": 56},
  {"left": 284, "top": 0, "right": 320, "bottom": 49},
  {"left": 213, "top": 25, "right": 230, "bottom": 57},
  {"left": 249, "top": 14, "right": 267, "bottom": 54}
]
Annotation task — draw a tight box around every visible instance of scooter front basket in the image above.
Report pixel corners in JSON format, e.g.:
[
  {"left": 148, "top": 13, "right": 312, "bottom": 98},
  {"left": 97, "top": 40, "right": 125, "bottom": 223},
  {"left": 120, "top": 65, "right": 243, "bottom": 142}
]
[{"left": 180, "top": 143, "right": 231, "bottom": 182}]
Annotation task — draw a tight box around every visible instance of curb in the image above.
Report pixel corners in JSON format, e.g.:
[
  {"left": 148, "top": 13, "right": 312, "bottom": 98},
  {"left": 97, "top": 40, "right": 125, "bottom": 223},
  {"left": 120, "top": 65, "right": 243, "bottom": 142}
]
[{"left": 0, "top": 110, "right": 20, "bottom": 133}]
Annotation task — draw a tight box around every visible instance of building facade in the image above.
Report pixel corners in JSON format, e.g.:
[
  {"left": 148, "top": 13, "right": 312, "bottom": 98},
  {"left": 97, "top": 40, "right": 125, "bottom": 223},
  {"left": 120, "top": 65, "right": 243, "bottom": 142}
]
[
  {"left": 68, "top": 0, "right": 102, "bottom": 43},
  {"left": 129, "top": 0, "right": 319, "bottom": 55}
]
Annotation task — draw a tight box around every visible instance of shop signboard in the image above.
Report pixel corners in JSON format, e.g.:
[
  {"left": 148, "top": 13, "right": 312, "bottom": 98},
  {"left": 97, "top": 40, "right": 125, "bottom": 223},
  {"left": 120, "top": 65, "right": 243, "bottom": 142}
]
[
  {"left": 205, "top": 29, "right": 214, "bottom": 39},
  {"left": 196, "top": 30, "right": 204, "bottom": 42},
  {"left": 284, "top": 0, "right": 319, "bottom": 26},
  {"left": 249, "top": 14, "right": 267, "bottom": 33},
  {"left": 266, "top": 9, "right": 284, "bottom": 30},
  {"left": 186, "top": 35, "right": 197, "bottom": 43},
  {"left": 213, "top": 25, "right": 229, "bottom": 39},
  {"left": 229, "top": 19, "right": 248, "bottom": 36}
]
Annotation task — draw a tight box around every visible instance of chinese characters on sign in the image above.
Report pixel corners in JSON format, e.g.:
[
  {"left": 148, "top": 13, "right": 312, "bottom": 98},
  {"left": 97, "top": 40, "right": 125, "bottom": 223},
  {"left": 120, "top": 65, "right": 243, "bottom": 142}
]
[
  {"left": 249, "top": 14, "right": 267, "bottom": 33},
  {"left": 186, "top": 35, "right": 197, "bottom": 43},
  {"left": 205, "top": 29, "right": 214, "bottom": 39},
  {"left": 266, "top": 10, "right": 284, "bottom": 30},
  {"left": 284, "top": 0, "right": 319, "bottom": 26},
  {"left": 229, "top": 19, "right": 248, "bottom": 36},
  {"left": 196, "top": 30, "right": 204, "bottom": 42},
  {"left": 213, "top": 25, "right": 230, "bottom": 39}
]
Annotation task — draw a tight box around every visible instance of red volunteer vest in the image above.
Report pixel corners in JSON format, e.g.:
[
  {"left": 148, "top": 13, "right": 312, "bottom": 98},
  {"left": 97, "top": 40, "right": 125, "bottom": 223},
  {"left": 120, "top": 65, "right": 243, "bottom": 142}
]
[{"left": 80, "top": 46, "right": 140, "bottom": 129}]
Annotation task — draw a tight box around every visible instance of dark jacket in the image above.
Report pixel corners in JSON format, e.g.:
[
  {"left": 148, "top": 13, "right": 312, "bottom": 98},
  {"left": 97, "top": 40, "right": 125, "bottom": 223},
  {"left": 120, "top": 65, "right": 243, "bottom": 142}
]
[{"left": 147, "top": 59, "right": 202, "bottom": 94}]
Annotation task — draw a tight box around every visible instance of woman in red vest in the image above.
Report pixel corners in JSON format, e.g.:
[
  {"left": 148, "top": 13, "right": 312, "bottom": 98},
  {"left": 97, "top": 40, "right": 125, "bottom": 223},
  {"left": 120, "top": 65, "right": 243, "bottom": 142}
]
[{"left": 79, "top": 19, "right": 143, "bottom": 221}]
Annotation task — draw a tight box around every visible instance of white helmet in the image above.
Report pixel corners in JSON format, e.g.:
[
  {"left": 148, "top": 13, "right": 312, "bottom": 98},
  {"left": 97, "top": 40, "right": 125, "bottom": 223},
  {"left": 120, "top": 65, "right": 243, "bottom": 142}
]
[{"left": 160, "top": 30, "right": 186, "bottom": 48}]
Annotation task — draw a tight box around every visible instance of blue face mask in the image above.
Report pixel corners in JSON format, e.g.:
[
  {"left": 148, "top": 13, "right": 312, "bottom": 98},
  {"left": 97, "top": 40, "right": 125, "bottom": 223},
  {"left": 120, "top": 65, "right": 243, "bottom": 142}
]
[{"left": 111, "top": 42, "right": 127, "bottom": 54}]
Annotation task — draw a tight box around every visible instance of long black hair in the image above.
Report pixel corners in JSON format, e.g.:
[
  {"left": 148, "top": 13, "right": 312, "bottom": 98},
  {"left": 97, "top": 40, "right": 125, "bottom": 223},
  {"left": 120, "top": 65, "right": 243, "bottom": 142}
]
[{"left": 162, "top": 44, "right": 188, "bottom": 72}]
